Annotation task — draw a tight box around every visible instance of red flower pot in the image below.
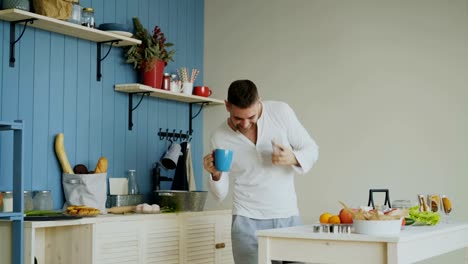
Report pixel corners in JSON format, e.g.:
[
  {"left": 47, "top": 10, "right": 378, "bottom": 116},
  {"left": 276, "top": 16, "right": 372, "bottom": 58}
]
[{"left": 141, "top": 60, "right": 165, "bottom": 89}]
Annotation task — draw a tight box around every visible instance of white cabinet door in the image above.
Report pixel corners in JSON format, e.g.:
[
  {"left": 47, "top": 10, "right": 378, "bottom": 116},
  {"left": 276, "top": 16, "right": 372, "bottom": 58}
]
[
  {"left": 94, "top": 214, "right": 180, "bottom": 264},
  {"left": 143, "top": 216, "right": 180, "bottom": 264},
  {"left": 181, "top": 212, "right": 234, "bottom": 264},
  {"left": 94, "top": 221, "right": 141, "bottom": 264},
  {"left": 215, "top": 214, "right": 234, "bottom": 264}
]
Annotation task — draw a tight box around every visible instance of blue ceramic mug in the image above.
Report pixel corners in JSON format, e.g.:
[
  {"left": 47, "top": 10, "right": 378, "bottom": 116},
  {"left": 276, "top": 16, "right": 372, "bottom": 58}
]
[{"left": 214, "top": 149, "right": 233, "bottom": 172}]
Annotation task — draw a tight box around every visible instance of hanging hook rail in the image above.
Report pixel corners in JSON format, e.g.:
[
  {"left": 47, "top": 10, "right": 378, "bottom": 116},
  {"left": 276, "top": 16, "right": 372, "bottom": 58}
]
[
  {"left": 158, "top": 128, "right": 193, "bottom": 142},
  {"left": 9, "top": 18, "right": 36, "bottom": 67}
]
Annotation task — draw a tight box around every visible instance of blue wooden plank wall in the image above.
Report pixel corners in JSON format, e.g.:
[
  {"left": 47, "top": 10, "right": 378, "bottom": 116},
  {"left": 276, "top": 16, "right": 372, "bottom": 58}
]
[{"left": 0, "top": 0, "right": 205, "bottom": 208}]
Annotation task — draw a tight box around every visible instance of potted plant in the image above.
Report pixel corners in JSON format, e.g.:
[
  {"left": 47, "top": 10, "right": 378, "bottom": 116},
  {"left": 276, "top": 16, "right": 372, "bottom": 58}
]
[{"left": 125, "top": 17, "right": 175, "bottom": 89}]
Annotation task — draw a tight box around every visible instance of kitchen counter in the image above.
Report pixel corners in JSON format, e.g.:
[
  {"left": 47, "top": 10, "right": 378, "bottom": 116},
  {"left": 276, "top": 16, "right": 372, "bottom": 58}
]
[
  {"left": 257, "top": 222, "right": 468, "bottom": 263},
  {"left": 7, "top": 209, "right": 234, "bottom": 264},
  {"left": 23, "top": 209, "right": 231, "bottom": 228}
]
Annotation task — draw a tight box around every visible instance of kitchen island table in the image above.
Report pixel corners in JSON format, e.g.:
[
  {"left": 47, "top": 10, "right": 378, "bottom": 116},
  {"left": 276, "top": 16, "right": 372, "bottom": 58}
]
[{"left": 257, "top": 222, "right": 468, "bottom": 263}]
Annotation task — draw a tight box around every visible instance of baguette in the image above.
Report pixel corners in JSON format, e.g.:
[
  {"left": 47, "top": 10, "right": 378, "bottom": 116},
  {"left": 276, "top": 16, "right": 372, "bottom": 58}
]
[
  {"left": 54, "top": 133, "right": 74, "bottom": 174},
  {"left": 107, "top": 206, "right": 136, "bottom": 214},
  {"left": 94, "top": 156, "right": 108, "bottom": 173}
]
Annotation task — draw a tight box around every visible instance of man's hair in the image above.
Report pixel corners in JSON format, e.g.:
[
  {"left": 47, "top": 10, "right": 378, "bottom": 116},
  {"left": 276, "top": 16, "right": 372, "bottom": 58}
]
[{"left": 227, "top": 80, "right": 259, "bottom": 108}]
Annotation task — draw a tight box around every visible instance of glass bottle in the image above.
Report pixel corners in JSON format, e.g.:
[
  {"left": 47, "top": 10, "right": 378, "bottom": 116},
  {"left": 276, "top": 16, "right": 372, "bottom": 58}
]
[
  {"left": 69, "top": 0, "right": 82, "bottom": 25},
  {"left": 128, "top": 170, "right": 139, "bottom": 194},
  {"left": 33, "top": 190, "right": 54, "bottom": 210},
  {"left": 162, "top": 73, "right": 171, "bottom": 91},
  {"left": 81, "top": 7, "right": 95, "bottom": 28}
]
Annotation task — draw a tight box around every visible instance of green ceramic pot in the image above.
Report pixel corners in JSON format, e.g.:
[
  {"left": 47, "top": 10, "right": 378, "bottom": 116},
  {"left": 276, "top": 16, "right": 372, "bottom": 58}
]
[{"left": 2, "top": 0, "right": 30, "bottom": 11}]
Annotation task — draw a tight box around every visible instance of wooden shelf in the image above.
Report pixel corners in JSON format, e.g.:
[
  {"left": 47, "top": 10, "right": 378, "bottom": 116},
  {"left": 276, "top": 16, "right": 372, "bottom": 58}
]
[
  {"left": 0, "top": 9, "right": 141, "bottom": 46},
  {"left": 115, "top": 83, "right": 224, "bottom": 104},
  {"left": 115, "top": 83, "right": 224, "bottom": 130}
]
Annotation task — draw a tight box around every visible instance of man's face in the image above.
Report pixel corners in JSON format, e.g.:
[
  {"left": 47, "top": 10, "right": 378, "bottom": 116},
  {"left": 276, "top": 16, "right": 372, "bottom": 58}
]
[{"left": 226, "top": 101, "right": 261, "bottom": 133}]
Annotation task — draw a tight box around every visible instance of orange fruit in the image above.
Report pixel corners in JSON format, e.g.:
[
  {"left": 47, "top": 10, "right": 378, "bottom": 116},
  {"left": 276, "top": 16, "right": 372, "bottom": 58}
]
[
  {"left": 328, "top": 215, "right": 341, "bottom": 224},
  {"left": 319, "top": 212, "right": 332, "bottom": 224}
]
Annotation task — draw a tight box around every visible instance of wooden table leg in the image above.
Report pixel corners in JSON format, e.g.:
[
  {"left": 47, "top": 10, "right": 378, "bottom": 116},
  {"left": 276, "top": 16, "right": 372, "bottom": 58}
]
[
  {"left": 387, "top": 242, "right": 398, "bottom": 264},
  {"left": 258, "top": 236, "right": 271, "bottom": 264}
]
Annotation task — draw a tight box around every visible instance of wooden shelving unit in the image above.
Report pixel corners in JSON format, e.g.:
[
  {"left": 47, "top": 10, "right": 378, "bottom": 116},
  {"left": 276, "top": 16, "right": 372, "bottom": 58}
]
[
  {"left": 115, "top": 83, "right": 224, "bottom": 104},
  {"left": 0, "top": 8, "right": 141, "bottom": 81},
  {"left": 0, "top": 8, "right": 140, "bottom": 46},
  {"left": 0, "top": 120, "right": 24, "bottom": 264},
  {"left": 115, "top": 83, "right": 224, "bottom": 131}
]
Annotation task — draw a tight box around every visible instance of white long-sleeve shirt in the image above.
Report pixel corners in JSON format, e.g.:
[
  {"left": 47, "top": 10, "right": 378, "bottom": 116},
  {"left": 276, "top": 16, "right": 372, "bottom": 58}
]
[{"left": 208, "top": 101, "right": 319, "bottom": 219}]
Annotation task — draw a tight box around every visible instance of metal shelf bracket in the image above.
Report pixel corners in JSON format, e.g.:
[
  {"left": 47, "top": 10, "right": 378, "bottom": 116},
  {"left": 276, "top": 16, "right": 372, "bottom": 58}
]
[
  {"left": 127, "top": 95, "right": 209, "bottom": 132},
  {"left": 128, "top": 92, "right": 150, "bottom": 130},
  {"left": 96, "top": 40, "right": 120, "bottom": 81},
  {"left": 189, "top": 102, "right": 207, "bottom": 132},
  {"left": 9, "top": 18, "right": 36, "bottom": 67}
]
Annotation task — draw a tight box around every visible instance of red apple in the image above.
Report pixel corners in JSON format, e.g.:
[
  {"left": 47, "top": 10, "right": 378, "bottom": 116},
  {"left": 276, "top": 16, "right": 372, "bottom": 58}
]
[{"left": 339, "top": 209, "right": 353, "bottom": 224}]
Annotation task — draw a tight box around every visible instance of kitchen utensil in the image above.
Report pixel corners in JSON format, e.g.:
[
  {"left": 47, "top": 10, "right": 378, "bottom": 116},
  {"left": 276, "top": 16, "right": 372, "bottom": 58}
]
[
  {"left": 353, "top": 218, "right": 402, "bottom": 236},
  {"left": 161, "top": 143, "right": 182, "bottom": 170},
  {"left": 107, "top": 194, "right": 143, "bottom": 207},
  {"left": 98, "top": 23, "right": 130, "bottom": 32},
  {"left": 182, "top": 82, "right": 193, "bottom": 95},
  {"left": 155, "top": 190, "right": 207, "bottom": 211},
  {"left": 193, "top": 86, "right": 212, "bottom": 97},
  {"left": 214, "top": 149, "right": 233, "bottom": 172},
  {"left": 368, "top": 188, "right": 391, "bottom": 209}
]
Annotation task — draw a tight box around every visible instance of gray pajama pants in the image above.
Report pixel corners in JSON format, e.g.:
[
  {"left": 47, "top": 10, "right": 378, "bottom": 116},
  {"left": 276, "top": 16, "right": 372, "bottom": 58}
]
[{"left": 231, "top": 214, "right": 303, "bottom": 264}]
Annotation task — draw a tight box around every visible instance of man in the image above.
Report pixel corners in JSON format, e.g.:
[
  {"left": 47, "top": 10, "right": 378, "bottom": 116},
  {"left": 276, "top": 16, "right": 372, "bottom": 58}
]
[{"left": 203, "top": 79, "right": 319, "bottom": 264}]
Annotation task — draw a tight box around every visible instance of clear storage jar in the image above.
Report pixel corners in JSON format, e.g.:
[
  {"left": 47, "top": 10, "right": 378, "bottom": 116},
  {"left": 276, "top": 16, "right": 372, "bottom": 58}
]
[
  {"left": 81, "top": 7, "right": 95, "bottom": 28},
  {"left": 69, "top": 0, "right": 82, "bottom": 25},
  {"left": 24, "top": 190, "right": 33, "bottom": 211},
  {"left": 33, "top": 190, "right": 53, "bottom": 210}
]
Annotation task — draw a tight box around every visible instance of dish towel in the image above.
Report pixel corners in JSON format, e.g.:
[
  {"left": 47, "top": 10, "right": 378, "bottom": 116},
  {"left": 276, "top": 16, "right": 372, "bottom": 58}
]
[{"left": 185, "top": 143, "right": 197, "bottom": 191}]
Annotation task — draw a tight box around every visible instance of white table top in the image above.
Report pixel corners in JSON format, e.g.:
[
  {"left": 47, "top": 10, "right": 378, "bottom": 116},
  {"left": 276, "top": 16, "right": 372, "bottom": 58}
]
[{"left": 257, "top": 222, "right": 468, "bottom": 243}]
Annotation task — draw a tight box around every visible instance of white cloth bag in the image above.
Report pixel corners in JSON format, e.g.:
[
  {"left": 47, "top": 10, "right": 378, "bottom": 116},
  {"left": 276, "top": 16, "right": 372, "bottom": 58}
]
[{"left": 62, "top": 173, "right": 107, "bottom": 213}]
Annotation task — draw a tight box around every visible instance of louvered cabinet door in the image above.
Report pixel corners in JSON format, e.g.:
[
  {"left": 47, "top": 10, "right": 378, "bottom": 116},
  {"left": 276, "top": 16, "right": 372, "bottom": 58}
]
[
  {"left": 181, "top": 212, "right": 234, "bottom": 264},
  {"left": 144, "top": 217, "right": 180, "bottom": 264},
  {"left": 94, "top": 221, "right": 141, "bottom": 264},
  {"left": 215, "top": 214, "right": 234, "bottom": 264},
  {"left": 183, "top": 215, "right": 217, "bottom": 264}
]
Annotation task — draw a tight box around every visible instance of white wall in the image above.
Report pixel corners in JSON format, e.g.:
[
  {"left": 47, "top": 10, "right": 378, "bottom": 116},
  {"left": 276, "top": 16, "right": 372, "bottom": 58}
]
[{"left": 204, "top": 0, "right": 468, "bottom": 262}]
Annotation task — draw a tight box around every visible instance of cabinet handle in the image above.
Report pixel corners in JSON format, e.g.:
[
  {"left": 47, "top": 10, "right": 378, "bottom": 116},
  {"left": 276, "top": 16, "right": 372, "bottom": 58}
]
[{"left": 215, "top": 243, "right": 225, "bottom": 249}]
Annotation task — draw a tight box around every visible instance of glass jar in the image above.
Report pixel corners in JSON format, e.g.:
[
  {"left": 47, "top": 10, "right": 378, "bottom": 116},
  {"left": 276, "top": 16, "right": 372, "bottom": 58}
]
[
  {"left": 392, "top": 200, "right": 413, "bottom": 209},
  {"left": 170, "top": 74, "right": 180, "bottom": 92},
  {"left": 33, "top": 190, "right": 54, "bottom": 210},
  {"left": 127, "top": 170, "right": 139, "bottom": 194},
  {"left": 2, "top": 0, "right": 30, "bottom": 11},
  {"left": 81, "top": 7, "right": 95, "bottom": 28},
  {"left": 0, "top": 191, "right": 13, "bottom": 212},
  {"left": 69, "top": 0, "right": 82, "bottom": 25},
  {"left": 24, "top": 191, "right": 33, "bottom": 212}
]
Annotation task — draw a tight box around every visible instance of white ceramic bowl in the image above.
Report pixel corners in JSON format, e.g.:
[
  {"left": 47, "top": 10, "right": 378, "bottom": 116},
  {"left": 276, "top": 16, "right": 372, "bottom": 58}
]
[{"left": 353, "top": 218, "right": 402, "bottom": 236}]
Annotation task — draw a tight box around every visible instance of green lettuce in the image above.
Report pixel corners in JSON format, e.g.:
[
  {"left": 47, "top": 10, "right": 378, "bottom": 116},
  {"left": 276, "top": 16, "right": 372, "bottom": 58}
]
[{"left": 408, "top": 206, "right": 440, "bottom": 225}]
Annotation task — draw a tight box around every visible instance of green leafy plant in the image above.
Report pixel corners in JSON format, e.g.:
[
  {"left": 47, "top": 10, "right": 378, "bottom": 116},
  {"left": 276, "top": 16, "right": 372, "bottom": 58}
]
[{"left": 125, "top": 17, "right": 175, "bottom": 71}]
